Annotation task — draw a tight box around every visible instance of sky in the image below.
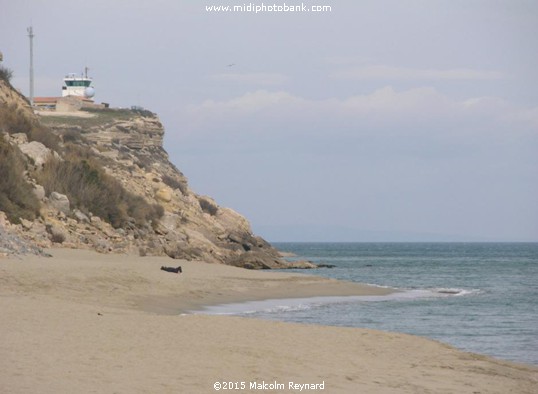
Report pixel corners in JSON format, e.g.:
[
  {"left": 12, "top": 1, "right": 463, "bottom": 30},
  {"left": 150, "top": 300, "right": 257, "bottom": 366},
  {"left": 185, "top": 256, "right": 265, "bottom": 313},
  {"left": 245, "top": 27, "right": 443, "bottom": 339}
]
[{"left": 1, "top": 0, "right": 537, "bottom": 242}]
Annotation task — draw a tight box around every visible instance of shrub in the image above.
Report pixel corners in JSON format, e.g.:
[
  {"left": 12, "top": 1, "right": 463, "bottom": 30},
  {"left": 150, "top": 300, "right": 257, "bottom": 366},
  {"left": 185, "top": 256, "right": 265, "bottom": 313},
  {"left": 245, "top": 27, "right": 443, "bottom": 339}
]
[
  {"left": 29, "top": 125, "right": 61, "bottom": 151},
  {"left": 0, "top": 138, "right": 41, "bottom": 223},
  {"left": 0, "top": 66, "right": 13, "bottom": 83},
  {"left": 125, "top": 194, "right": 164, "bottom": 227},
  {"left": 0, "top": 103, "right": 33, "bottom": 134},
  {"left": 61, "top": 129, "right": 83, "bottom": 143},
  {"left": 162, "top": 174, "right": 188, "bottom": 195},
  {"left": 50, "top": 231, "right": 66, "bottom": 244},
  {"left": 0, "top": 103, "right": 60, "bottom": 151},
  {"left": 136, "top": 155, "right": 153, "bottom": 170},
  {"left": 199, "top": 197, "right": 218, "bottom": 216},
  {"left": 131, "top": 108, "right": 155, "bottom": 118}
]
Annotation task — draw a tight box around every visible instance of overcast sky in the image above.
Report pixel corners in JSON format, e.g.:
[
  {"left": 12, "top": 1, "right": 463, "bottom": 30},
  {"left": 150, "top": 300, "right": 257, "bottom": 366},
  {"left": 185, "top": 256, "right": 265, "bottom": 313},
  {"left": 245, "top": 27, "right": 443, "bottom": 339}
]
[{"left": 1, "top": 0, "right": 537, "bottom": 241}]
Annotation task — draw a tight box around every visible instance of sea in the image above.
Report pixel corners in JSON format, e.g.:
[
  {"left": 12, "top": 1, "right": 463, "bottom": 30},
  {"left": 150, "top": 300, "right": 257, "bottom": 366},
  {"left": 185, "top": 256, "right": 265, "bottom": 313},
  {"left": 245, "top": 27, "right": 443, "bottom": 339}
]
[{"left": 202, "top": 242, "right": 538, "bottom": 366}]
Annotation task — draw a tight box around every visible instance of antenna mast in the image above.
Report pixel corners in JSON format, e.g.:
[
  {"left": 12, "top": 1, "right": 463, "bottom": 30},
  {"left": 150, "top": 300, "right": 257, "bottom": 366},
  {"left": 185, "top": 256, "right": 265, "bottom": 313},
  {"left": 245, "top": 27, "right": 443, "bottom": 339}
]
[{"left": 27, "top": 26, "right": 34, "bottom": 106}]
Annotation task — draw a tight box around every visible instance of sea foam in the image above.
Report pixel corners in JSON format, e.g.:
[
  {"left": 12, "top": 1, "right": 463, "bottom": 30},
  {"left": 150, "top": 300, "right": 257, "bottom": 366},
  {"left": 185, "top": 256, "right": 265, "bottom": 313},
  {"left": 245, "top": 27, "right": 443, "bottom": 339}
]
[{"left": 194, "top": 287, "right": 481, "bottom": 315}]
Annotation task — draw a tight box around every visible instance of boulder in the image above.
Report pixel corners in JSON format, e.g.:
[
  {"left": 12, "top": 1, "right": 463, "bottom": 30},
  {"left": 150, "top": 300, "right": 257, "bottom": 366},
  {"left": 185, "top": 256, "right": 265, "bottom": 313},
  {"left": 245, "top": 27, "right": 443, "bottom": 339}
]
[
  {"left": 73, "top": 209, "right": 89, "bottom": 223},
  {"left": 160, "top": 212, "right": 180, "bottom": 232},
  {"left": 228, "top": 251, "right": 287, "bottom": 270},
  {"left": 19, "top": 141, "right": 52, "bottom": 167},
  {"left": 46, "top": 224, "right": 66, "bottom": 244},
  {"left": 20, "top": 218, "right": 33, "bottom": 230},
  {"left": 284, "top": 260, "right": 319, "bottom": 269},
  {"left": 155, "top": 188, "right": 172, "bottom": 202},
  {"left": 90, "top": 236, "right": 112, "bottom": 253},
  {"left": 32, "top": 184, "right": 46, "bottom": 201},
  {"left": 0, "top": 223, "right": 48, "bottom": 256},
  {"left": 216, "top": 207, "right": 252, "bottom": 234},
  {"left": 164, "top": 241, "right": 203, "bottom": 260},
  {"left": 225, "top": 232, "right": 255, "bottom": 252},
  {"left": 90, "top": 215, "right": 102, "bottom": 225},
  {"left": 11, "top": 133, "right": 28, "bottom": 144},
  {"left": 49, "top": 192, "right": 70, "bottom": 214},
  {"left": 154, "top": 212, "right": 181, "bottom": 235}
]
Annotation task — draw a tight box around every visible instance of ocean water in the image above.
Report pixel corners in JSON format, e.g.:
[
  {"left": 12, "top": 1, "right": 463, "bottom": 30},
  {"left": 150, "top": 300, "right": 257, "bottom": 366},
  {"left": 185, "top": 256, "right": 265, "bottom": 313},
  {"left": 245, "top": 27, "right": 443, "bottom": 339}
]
[{"left": 204, "top": 243, "right": 538, "bottom": 365}]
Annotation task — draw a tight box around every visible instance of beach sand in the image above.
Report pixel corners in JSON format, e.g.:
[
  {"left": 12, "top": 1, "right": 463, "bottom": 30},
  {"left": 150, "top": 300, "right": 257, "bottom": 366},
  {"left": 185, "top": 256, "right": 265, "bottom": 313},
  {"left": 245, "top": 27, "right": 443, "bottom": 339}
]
[{"left": 1, "top": 249, "right": 536, "bottom": 393}]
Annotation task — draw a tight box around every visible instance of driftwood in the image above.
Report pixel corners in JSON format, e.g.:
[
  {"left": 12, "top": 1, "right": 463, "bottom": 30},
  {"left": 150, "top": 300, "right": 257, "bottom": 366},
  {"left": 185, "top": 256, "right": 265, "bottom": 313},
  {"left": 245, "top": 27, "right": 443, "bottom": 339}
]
[{"left": 160, "top": 265, "right": 182, "bottom": 274}]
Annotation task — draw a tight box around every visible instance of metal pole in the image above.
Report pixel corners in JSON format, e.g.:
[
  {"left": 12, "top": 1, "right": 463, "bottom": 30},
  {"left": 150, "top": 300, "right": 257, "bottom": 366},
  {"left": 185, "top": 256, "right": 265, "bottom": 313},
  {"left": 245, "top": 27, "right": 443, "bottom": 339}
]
[{"left": 27, "top": 26, "right": 34, "bottom": 106}]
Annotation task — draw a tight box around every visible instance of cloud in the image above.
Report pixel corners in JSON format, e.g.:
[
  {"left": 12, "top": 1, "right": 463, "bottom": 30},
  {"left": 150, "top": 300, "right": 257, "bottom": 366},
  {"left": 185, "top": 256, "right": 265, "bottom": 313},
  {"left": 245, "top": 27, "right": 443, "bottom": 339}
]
[
  {"left": 209, "top": 72, "right": 288, "bottom": 86},
  {"left": 180, "top": 87, "right": 538, "bottom": 156},
  {"left": 186, "top": 86, "right": 525, "bottom": 127},
  {"left": 331, "top": 65, "right": 504, "bottom": 80},
  {"left": 462, "top": 96, "right": 538, "bottom": 130},
  {"left": 324, "top": 55, "right": 374, "bottom": 66},
  {"left": 190, "top": 90, "right": 306, "bottom": 114},
  {"left": 340, "top": 86, "right": 456, "bottom": 117}
]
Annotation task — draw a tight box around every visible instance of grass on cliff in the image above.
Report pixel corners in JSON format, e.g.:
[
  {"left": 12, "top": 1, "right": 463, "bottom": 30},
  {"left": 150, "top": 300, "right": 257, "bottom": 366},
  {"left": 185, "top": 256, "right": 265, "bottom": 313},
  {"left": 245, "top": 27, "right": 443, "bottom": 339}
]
[
  {"left": 0, "top": 102, "right": 61, "bottom": 151},
  {"left": 0, "top": 137, "right": 41, "bottom": 224},
  {"left": 0, "top": 65, "right": 14, "bottom": 84},
  {"left": 39, "top": 107, "right": 155, "bottom": 129},
  {"left": 37, "top": 146, "right": 163, "bottom": 228}
]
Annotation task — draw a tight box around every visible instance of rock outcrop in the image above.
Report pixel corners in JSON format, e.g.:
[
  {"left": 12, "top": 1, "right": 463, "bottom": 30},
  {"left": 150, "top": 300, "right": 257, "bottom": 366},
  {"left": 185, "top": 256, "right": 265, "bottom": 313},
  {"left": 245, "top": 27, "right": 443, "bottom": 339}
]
[
  {"left": 18, "top": 141, "right": 54, "bottom": 167},
  {"left": 0, "top": 79, "right": 297, "bottom": 268},
  {"left": 0, "top": 212, "right": 48, "bottom": 257}
]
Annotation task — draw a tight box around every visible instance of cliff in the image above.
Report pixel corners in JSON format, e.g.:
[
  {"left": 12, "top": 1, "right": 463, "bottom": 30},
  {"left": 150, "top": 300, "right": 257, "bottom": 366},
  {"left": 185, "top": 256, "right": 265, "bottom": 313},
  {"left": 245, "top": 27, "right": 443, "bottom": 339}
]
[{"left": 0, "top": 79, "right": 315, "bottom": 269}]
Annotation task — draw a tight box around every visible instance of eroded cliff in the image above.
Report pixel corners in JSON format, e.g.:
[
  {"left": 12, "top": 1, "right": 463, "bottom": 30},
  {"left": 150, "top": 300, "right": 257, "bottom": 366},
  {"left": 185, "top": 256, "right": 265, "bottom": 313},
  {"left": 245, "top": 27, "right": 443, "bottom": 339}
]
[{"left": 0, "top": 79, "right": 313, "bottom": 268}]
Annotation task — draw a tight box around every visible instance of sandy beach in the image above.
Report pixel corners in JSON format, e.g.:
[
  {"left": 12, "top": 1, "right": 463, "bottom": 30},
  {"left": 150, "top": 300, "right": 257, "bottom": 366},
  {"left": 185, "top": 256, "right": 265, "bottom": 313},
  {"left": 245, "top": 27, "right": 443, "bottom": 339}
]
[{"left": 1, "top": 249, "right": 536, "bottom": 393}]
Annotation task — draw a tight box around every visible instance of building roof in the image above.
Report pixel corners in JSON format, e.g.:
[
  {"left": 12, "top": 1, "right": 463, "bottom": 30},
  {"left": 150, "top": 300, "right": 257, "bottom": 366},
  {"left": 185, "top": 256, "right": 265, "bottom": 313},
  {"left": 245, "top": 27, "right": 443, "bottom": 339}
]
[{"left": 34, "top": 97, "right": 60, "bottom": 103}]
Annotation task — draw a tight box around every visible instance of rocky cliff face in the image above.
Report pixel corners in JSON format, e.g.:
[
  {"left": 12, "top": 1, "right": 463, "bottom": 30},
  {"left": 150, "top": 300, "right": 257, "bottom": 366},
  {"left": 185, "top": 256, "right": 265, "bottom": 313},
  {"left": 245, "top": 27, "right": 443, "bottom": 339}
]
[{"left": 0, "top": 79, "right": 315, "bottom": 268}]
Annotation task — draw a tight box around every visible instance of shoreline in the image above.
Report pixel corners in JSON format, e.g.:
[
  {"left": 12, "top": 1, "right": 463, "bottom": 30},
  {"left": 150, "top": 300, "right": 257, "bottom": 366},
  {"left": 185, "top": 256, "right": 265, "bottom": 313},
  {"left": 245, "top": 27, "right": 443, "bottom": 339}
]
[
  {"left": 1, "top": 248, "right": 394, "bottom": 315},
  {"left": 1, "top": 248, "right": 537, "bottom": 393}
]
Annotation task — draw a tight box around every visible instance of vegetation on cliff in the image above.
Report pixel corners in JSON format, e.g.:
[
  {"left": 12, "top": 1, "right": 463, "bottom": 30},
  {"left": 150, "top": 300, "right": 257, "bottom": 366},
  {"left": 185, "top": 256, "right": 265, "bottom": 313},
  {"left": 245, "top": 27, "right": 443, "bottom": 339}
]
[
  {"left": 0, "top": 65, "right": 13, "bottom": 84},
  {"left": 0, "top": 137, "right": 40, "bottom": 223},
  {"left": 0, "top": 81, "right": 163, "bottom": 230},
  {"left": 37, "top": 146, "right": 163, "bottom": 228},
  {"left": 40, "top": 107, "right": 155, "bottom": 129},
  {"left": 0, "top": 101, "right": 61, "bottom": 151}
]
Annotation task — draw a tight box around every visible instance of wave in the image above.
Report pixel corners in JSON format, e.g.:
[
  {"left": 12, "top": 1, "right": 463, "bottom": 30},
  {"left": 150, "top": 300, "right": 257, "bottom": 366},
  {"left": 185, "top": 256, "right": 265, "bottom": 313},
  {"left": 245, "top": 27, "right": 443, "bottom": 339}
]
[
  {"left": 193, "top": 287, "right": 483, "bottom": 315},
  {"left": 432, "top": 287, "right": 482, "bottom": 296},
  {"left": 196, "top": 296, "right": 355, "bottom": 315}
]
